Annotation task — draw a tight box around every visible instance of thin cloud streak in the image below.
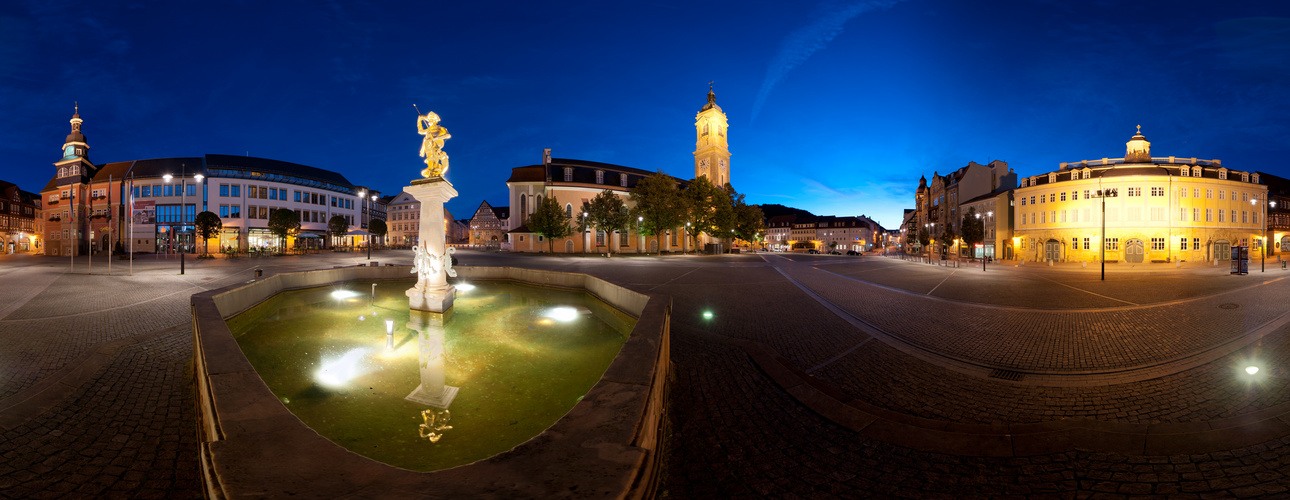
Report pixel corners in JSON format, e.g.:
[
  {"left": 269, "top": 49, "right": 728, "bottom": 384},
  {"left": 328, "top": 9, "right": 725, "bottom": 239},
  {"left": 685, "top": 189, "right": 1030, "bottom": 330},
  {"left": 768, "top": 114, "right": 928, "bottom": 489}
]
[{"left": 750, "top": 0, "right": 904, "bottom": 122}]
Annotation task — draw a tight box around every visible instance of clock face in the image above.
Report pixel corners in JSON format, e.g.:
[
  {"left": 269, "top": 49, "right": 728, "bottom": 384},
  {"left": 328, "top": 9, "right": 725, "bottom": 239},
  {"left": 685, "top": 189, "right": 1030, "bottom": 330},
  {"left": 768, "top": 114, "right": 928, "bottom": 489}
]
[
  {"left": 64, "top": 145, "right": 75, "bottom": 158},
  {"left": 699, "top": 158, "right": 709, "bottom": 170},
  {"left": 719, "top": 159, "right": 726, "bottom": 169}
]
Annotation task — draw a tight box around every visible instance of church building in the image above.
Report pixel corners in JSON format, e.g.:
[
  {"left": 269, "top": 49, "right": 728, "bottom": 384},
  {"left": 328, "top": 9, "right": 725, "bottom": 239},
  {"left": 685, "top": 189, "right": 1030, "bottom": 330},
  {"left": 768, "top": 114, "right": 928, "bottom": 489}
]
[{"left": 504, "top": 87, "right": 733, "bottom": 253}]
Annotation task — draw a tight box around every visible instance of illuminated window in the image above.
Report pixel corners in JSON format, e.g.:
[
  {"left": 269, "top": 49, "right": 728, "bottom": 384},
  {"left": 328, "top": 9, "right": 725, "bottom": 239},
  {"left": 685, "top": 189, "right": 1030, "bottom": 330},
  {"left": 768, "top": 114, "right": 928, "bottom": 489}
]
[
  {"left": 1151, "top": 237, "right": 1165, "bottom": 251},
  {"left": 1206, "top": 208, "right": 1213, "bottom": 222},
  {"left": 1243, "top": 211, "right": 1248, "bottom": 223},
  {"left": 595, "top": 170, "right": 604, "bottom": 184},
  {"left": 1219, "top": 171, "right": 1227, "bottom": 180},
  {"left": 565, "top": 204, "right": 572, "bottom": 218},
  {"left": 620, "top": 173, "right": 628, "bottom": 187},
  {"left": 1083, "top": 237, "right": 1090, "bottom": 250},
  {"left": 1181, "top": 167, "right": 1189, "bottom": 177},
  {"left": 1072, "top": 190, "right": 1079, "bottom": 200},
  {"left": 1060, "top": 192, "right": 1067, "bottom": 201},
  {"left": 1128, "top": 187, "right": 1141, "bottom": 197},
  {"left": 1105, "top": 238, "right": 1119, "bottom": 251},
  {"left": 563, "top": 168, "right": 572, "bottom": 182},
  {"left": 1151, "top": 187, "right": 1164, "bottom": 197},
  {"left": 1193, "top": 238, "right": 1200, "bottom": 250}
]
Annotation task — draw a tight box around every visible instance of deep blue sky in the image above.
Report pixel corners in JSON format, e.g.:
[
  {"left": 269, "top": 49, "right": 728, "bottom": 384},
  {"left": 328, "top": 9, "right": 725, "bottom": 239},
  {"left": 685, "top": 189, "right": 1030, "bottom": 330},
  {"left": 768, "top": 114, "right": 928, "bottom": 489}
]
[{"left": 3, "top": 1, "right": 1288, "bottom": 229}]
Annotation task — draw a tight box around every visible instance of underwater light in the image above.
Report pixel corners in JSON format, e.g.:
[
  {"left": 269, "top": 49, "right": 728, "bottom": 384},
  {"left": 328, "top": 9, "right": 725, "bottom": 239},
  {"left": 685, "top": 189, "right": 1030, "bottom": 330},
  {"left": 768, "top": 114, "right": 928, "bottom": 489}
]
[
  {"left": 703, "top": 311, "right": 713, "bottom": 320},
  {"left": 544, "top": 306, "right": 579, "bottom": 322},
  {"left": 315, "top": 348, "right": 370, "bottom": 387},
  {"left": 456, "top": 283, "right": 476, "bottom": 292},
  {"left": 330, "top": 290, "right": 360, "bottom": 300}
]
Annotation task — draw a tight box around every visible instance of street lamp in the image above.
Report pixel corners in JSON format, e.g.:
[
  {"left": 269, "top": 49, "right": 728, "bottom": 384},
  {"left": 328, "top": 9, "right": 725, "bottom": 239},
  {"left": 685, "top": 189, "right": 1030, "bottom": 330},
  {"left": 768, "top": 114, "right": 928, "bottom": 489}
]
[
  {"left": 165, "top": 165, "right": 201, "bottom": 275},
  {"left": 975, "top": 212, "right": 985, "bottom": 271},
  {"left": 1255, "top": 198, "right": 1274, "bottom": 272},
  {"left": 1090, "top": 188, "right": 1118, "bottom": 281}
]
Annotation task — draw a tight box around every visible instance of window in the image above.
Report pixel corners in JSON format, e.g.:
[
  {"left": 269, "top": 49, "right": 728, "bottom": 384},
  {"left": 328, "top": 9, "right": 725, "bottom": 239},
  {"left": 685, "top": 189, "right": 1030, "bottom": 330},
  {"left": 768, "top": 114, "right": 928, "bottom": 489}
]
[
  {"left": 294, "top": 191, "right": 301, "bottom": 202},
  {"left": 1150, "top": 207, "right": 1164, "bottom": 221},
  {"left": 246, "top": 205, "right": 257, "bottom": 219},
  {"left": 595, "top": 170, "right": 604, "bottom": 184},
  {"left": 1206, "top": 189, "right": 1213, "bottom": 199},
  {"left": 1083, "top": 237, "right": 1090, "bottom": 250},
  {"left": 1060, "top": 210, "right": 1067, "bottom": 222},
  {"left": 1231, "top": 210, "right": 1236, "bottom": 224},
  {"left": 1083, "top": 190, "right": 1090, "bottom": 199},
  {"left": 1231, "top": 191, "right": 1236, "bottom": 201},
  {"left": 595, "top": 230, "right": 605, "bottom": 246},
  {"left": 164, "top": 184, "right": 174, "bottom": 197},
  {"left": 1030, "top": 196, "right": 1035, "bottom": 205},
  {"left": 620, "top": 229, "right": 629, "bottom": 246},
  {"left": 1193, "top": 238, "right": 1200, "bottom": 250},
  {"left": 563, "top": 168, "right": 572, "bottom": 182},
  {"left": 219, "top": 205, "right": 229, "bottom": 218},
  {"left": 1128, "top": 187, "right": 1141, "bottom": 197},
  {"left": 1151, "top": 187, "right": 1164, "bottom": 197},
  {"left": 1040, "top": 194, "right": 1046, "bottom": 203},
  {"left": 1019, "top": 214, "right": 1025, "bottom": 226},
  {"left": 1030, "top": 213, "right": 1036, "bottom": 224},
  {"left": 1181, "top": 167, "right": 1189, "bottom": 177},
  {"left": 1072, "top": 239, "right": 1078, "bottom": 250},
  {"left": 1180, "top": 237, "right": 1188, "bottom": 251},
  {"left": 220, "top": 184, "right": 229, "bottom": 197},
  {"left": 1219, "top": 190, "right": 1225, "bottom": 200},
  {"left": 1105, "top": 238, "right": 1119, "bottom": 251},
  {"left": 331, "top": 197, "right": 337, "bottom": 207},
  {"left": 1041, "top": 212, "right": 1046, "bottom": 224},
  {"left": 1072, "top": 191, "right": 1079, "bottom": 200},
  {"left": 1192, "top": 188, "right": 1199, "bottom": 198},
  {"left": 231, "top": 185, "right": 241, "bottom": 197},
  {"left": 1020, "top": 197, "right": 1026, "bottom": 206},
  {"left": 565, "top": 204, "right": 572, "bottom": 218},
  {"left": 1193, "top": 208, "right": 1200, "bottom": 221},
  {"left": 1180, "top": 207, "right": 1186, "bottom": 221},
  {"left": 187, "top": 184, "right": 196, "bottom": 197},
  {"left": 1219, "top": 170, "right": 1227, "bottom": 180},
  {"left": 1242, "top": 192, "right": 1249, "bottom": 202},
  {"left": 1149, "top": 238, "right": 1164, "bottom": 251},
  {"left": 1243, "top": 211, "right": 1248, "bottom": 224},
  {"left": 141, "top": 186, "right": 151, "bottom": 197},
  {"left": 1206, "top": 208, "right": 1213, "bottom": 222},
  {"left": 1082, "top": 208, "right": 1090, "bottom": 221},
  {"left": 1180, "top": 187, "right": 1187, "bottom": 198}
]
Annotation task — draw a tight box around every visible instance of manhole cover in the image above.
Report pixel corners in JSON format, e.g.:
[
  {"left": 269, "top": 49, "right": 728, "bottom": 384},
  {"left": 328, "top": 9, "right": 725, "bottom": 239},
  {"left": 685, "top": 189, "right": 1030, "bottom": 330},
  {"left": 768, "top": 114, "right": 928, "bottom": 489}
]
[{"left": 1219, "top": 303, "right": 1240, "bottom": 310}]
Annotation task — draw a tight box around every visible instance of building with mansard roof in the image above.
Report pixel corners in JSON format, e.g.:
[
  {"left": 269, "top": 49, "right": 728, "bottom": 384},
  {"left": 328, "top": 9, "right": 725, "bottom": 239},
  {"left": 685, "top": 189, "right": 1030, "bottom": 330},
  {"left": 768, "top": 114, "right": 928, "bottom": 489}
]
[
  {"left": 1012, "top": 126, "right": 1268, "bottom": 264},
  {"left": 38, "top": 108, "right": 366, "bottom": 256}
]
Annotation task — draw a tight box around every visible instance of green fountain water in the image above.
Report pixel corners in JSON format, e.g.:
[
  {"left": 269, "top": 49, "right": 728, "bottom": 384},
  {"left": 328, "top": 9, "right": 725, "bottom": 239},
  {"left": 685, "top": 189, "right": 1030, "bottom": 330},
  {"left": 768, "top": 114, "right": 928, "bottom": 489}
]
[{"left": 227, "top": 280, "right": 634, "bottom": 471}]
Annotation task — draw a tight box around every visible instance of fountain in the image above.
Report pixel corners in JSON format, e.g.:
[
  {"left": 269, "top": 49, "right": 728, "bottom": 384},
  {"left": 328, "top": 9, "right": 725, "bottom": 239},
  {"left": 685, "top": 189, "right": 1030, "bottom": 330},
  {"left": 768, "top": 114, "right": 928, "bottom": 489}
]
[{"left": 191, "top": 109, "right": 671, "bottom": 498}]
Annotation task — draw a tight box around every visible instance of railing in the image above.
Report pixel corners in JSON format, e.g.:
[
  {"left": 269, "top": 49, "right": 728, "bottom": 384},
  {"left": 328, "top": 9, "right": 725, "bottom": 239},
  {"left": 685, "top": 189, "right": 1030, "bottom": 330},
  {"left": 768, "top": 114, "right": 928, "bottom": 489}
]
[{"left": 1059, "top": 157, "right": 1222, "bottom": 169}]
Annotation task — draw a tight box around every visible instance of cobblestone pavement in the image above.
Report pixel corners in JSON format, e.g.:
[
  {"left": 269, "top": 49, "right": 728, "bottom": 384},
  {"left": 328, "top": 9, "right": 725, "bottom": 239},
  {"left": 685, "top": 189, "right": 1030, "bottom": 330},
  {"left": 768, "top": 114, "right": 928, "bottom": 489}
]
[{"left": 5, "top": 250, "right": 1290, "bottom": 497}]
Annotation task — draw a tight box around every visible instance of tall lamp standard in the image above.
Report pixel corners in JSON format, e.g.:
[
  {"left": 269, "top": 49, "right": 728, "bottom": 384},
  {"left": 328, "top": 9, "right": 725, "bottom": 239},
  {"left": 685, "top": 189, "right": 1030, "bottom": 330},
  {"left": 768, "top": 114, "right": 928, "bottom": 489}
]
[
  {"left": 975, "top": 212, "right": 985, "bottom": 272},
  {"left": 1090, "top": 188, "right": 1118, "bottom": 281},
  {"left": 164, "top": 168, "right": 203, "bottom": 275},
  {"left": 1255, "top": 198, "right": 1275, "bottom": 272}
]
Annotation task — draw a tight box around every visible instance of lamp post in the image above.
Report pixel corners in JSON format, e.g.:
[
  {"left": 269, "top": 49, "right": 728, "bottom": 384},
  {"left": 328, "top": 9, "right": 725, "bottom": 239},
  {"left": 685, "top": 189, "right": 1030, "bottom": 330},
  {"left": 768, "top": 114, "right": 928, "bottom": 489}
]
[
  {"left": 1256, "top": 198, "right": 1274, "bottom": 273},
  {"left": 164, "top": 167, "right": 202, "bottom": 275},
  {"left": 1090, "top": 188, "right": 1118, "bottom": 281},
  {"left": 976, "top": 212, "right": 985, "bottom": 271}
]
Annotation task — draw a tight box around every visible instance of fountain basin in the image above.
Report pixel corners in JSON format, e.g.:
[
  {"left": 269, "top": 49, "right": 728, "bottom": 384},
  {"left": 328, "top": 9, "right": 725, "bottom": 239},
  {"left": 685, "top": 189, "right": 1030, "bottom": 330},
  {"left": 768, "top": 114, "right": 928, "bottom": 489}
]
[{"left": 192, "top": 265, "right": 670, "bottom": 499}]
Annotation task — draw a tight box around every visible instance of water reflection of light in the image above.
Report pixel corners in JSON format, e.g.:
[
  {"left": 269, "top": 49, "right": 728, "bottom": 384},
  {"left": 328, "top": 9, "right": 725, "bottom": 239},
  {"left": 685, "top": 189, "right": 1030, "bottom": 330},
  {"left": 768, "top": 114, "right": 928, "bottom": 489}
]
[
  {"left": 331, "top": 290, "right": 360, "bottom": 300},
  {"left": 544, "top": 307, "right": 579, "bottom": 322},
  {"left": 315, "top": 348, "right": 370, "bottom": 387},
  {"left": 456, "top": 283, "right": 476, "bottom": 292}
]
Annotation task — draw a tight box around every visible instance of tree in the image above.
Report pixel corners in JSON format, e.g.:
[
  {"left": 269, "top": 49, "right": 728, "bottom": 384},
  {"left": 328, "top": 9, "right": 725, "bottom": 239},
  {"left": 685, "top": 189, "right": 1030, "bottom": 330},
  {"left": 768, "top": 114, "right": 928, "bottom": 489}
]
[
  {"left": 328, "top": 214, "right": 350, "bottom": 249},
  {"left": 917, "top": 227, "right": 930, "bottom": 254},
  {"left": 941, "top": 223, "right": 958, "bottom": 258},
  {"left": 730, "top": 187, "right": 765, "bottom": 246},
  {"left": 194, "top": 211, "right": 222, "bottom": 256},
  {"left": 681, "top": 176, "right": 725, "bottom": 253},
  {"left": 268, "top": 209, "right": 301, "bottom": 253},
  {"left": 580, "top": 190, "right": 631, "bottom": 256},
  {"left": 369, "top": 219, "right": 388, "bottom": 248},
  {"left": 960, "top": 207, "right": 985, "bottom": 260},
  {"left": 528, "top": 194, "right": 573, "bottom": 253},
  {"left": 629, "top": 171, "right": 685, "bottom": 254}
]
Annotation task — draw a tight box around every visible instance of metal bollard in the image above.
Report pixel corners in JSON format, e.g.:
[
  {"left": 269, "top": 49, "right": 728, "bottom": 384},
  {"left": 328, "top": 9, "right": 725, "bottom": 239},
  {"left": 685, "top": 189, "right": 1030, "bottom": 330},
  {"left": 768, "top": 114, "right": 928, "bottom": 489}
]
[{"left": 254, "top": 269, "right": 263, "bottom": 278}]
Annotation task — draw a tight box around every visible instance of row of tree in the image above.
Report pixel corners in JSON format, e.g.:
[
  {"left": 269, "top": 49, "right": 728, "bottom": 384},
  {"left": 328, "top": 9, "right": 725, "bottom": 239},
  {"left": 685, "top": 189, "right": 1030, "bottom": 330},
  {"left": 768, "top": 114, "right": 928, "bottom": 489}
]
[
  {"left": 915, "top": 207, "right": 985, "bottom": 257},
  {"left": 192, "top": 209, "right": 387, "bottom": 256},
  {"left": 525, "top": 172, "right": 766, "bottom": 255}
]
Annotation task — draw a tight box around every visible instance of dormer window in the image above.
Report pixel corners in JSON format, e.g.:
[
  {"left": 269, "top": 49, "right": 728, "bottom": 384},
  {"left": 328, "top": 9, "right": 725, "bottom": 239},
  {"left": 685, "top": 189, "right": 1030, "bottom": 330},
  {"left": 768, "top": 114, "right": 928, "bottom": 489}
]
[
  {"left": 1049, "top": 173, "right": 1057, "bottom": 183},
  {"left": 1180, "top": 167, "right": 1189, "bottom": 177},
  {"left": 1242, "top": 172, "right": 1249, "bottom": 182},
  {"left": 563, "top": 167, "right": 572, "bottom": 182},
  {"left": 1192, "top": 167, "right": 1201, "bottom": 177},
  {"left": 1253, "top": 173, "right": 1260, "bottom": 184},
  {"left": 1021, "top": 178, "right": 1029, "bottom": 188},
  {"left": 1219, "top": 169, "right": 1227, "bottom": 180},
  {"left": 620, "top": 173, "right": 628, "bottom": 187},
  {"left": 595, "top": 170, "right": 604, "bottom": 184}
]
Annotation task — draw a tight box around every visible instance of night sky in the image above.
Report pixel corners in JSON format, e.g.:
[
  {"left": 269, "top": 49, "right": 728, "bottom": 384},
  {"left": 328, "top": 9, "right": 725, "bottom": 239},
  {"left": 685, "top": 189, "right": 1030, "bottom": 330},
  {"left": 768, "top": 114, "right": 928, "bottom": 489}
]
[{"left": 3, "top": 1, "right": 1288, "bottom": 228}]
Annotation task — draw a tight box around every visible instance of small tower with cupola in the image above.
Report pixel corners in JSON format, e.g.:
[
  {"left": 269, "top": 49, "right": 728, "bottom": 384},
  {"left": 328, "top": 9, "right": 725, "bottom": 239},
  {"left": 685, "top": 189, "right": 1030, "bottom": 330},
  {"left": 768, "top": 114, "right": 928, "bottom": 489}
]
[
  {"left": 55, "top": 104, "right": 95, "bottom": 186},
  {"left": 1125, "top": 125, "right": 1151, "bottom": 163},
  {"left": 693, "top": 84, "right": 731, "bottom": 187}
]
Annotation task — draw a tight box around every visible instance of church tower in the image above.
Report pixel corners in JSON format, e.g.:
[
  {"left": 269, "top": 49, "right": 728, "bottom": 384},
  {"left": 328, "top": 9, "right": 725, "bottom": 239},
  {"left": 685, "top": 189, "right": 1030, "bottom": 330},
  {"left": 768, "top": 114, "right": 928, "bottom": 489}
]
[
  {"left": 54, "top": 103, "right": 94, "bottom": 186},
  {"left": 693, "top": 85, "right": 731, "bottom": 187}
]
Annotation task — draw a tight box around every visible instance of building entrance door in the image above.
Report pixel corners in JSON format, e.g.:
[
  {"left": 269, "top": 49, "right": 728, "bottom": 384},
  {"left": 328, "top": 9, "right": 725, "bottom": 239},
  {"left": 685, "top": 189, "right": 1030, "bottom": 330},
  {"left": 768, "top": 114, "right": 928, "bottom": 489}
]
[
  {"left": 1214, "top": 240, "right": 1231, "bottom": 261},
  {"left": 1281, "top": 236, "right": 1289, "bottom": 254},
  {"left": 1044, "top": 240, "right": 1062, "bottom": 262},
  {"left": 1125, "top": 239, "right": 1145, "bottom": 263},
  {"left": 565, "top": 240, "right": 573, "bottom": 253}
]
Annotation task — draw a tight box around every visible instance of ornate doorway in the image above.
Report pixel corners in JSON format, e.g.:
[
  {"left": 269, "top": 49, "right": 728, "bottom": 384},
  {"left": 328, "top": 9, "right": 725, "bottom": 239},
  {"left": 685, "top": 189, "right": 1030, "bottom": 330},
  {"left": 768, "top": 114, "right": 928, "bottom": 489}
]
[
  {"left": 1044, "top": 240, "right": 1062, "bottom": 262},
  {"left": 1214, "top": 240, "right": 1231, "bottom": 261},
  {"left": 1125, "top": 238, "right": 1145, "bottom": 263}
]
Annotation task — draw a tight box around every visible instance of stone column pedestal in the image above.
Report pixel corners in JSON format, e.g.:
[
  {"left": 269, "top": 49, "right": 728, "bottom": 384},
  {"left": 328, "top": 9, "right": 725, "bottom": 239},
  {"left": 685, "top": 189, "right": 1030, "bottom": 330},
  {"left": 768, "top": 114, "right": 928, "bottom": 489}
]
[{"left": 404, "top": 177, "right": 458, "bottom": 313}]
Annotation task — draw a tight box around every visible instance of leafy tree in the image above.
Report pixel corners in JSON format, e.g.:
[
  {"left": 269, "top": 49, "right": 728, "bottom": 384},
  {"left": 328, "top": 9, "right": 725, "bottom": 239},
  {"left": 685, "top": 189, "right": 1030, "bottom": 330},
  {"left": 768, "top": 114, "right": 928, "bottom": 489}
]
[
  {"left": 629, "top": 171, "right": 685, "bottom": 254},
  {"left": 369, "top": 219, "right": 388, "bottom": 248},
  {"left": 580, "top": 190, "right": 631, "bottom": 256},
  {"left": 681, "top": 176, "right": 725, "bottom": 253},
  {"left": 730, "top": 187, "right": 765, "bottom": 245},
  {"left": 328, "top": 214, "right": 350, "bottom": 249},
  {"left": 941, "top": 223, "right": 958, "bottom": 258},
  {"left": 528, "top": 194, "right": 573, "bottom": 253},
  {"left": 194, "top": 211, "right": 222, "bottom": 256},
  {"left": 268, "top": 209, "right": 301, "bottom": 252},
  {"left": 960, "top": 207, "right": 985, "bottom": 259},
  {"left": 917, "top": 227, "right": 930, "bottom": 253}
]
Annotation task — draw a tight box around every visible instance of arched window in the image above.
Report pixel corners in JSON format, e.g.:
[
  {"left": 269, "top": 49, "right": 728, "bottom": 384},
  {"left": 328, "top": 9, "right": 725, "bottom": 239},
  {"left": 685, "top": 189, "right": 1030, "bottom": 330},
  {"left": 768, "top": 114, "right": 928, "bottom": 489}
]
[
  {"left": 58, "top": 168, "right": 66, "bottom": 177},
  {"left": 565, "top": 203, "right": 572, "bottom": 218},
  {"left": 535, "top": 194, "right": 542, "bottom": 212},
  {"left": 519, "top": 194, "right": 527, "bottom": 220}
]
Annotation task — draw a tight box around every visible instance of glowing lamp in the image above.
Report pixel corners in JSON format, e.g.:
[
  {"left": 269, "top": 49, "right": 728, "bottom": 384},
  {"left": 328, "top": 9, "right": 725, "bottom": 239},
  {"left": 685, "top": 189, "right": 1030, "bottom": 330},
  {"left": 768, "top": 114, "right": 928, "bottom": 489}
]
[
  {"left": 544, "top": 306, "right": 579, "bottom": 322},
  {"left": 1246, "top": 366, "right": 1260, "bottom": 375}
]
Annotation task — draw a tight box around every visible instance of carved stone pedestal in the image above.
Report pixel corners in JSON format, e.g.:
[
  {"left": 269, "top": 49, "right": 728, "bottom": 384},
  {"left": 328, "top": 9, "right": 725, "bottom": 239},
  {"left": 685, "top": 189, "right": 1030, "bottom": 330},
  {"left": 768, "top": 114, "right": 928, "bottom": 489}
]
[{"left": 405, "top": 177, "right": 459, "bottom": 313}]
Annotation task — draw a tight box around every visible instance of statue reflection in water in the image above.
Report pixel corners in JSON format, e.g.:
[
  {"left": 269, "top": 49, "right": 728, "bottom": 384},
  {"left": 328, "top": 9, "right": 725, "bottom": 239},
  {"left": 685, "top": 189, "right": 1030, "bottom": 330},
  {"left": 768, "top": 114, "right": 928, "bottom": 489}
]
[{"left": 405, "top": 310, "right": 459, "bottom": 441}]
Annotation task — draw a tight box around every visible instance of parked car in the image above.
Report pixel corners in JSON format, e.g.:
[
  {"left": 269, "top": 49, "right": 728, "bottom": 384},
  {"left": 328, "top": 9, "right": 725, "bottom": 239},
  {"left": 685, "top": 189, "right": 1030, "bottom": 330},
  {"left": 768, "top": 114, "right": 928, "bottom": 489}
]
[
  {"left": 807, "top": 249, "right": 820, "bottom": 254},
  {"left": 829, "top": 250, "right": 842, "bottom": 255},
  {"left": 846, "top": 250, "right": 859, "bottom": 256}
]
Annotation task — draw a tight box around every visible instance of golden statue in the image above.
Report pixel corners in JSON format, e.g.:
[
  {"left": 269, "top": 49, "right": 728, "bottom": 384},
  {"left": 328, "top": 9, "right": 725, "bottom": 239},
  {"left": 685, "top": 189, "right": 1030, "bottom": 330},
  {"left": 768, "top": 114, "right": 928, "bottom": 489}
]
[{"left": 416, "top": 107, "right": 451, "bottom": 178}]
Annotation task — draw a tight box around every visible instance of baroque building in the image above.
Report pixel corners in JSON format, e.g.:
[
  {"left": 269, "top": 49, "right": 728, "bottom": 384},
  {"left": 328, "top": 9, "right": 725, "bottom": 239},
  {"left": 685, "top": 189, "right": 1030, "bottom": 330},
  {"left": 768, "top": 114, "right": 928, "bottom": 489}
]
[
  {"left": 504, "top": 87, "right": 731, "bottom": 253},
  {"left": 1012, "top": 127, "right": 1268, "bottom": 264}
]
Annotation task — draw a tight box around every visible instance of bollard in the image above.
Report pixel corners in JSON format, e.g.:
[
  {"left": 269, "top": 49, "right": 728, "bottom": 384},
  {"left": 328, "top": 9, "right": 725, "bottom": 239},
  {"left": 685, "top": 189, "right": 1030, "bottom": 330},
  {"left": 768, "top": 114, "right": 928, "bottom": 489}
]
[{"left": 254, "top": 269, "right": 263, "bottom": 278}]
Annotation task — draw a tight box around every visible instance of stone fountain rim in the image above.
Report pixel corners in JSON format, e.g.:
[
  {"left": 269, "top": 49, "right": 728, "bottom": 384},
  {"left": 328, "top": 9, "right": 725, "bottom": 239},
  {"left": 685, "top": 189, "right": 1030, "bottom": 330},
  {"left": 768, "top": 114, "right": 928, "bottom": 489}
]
[{"left": 191, "top": 264, "right": 669, "bottom": 499}]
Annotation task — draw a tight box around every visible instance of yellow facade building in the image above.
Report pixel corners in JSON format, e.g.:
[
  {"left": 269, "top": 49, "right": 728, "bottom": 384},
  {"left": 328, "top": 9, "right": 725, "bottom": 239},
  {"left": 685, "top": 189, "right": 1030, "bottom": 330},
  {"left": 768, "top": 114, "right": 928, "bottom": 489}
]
[{"left": 1013, "top": 127, "right": 1268, "bottom": 264}]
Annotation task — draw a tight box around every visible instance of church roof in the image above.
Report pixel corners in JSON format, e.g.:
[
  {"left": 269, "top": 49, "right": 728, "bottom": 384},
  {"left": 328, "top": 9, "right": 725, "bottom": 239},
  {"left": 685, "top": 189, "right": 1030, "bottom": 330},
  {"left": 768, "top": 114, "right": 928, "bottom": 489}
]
[{"left": 700, "top": 88, "right": 722, "bottom": 112}]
